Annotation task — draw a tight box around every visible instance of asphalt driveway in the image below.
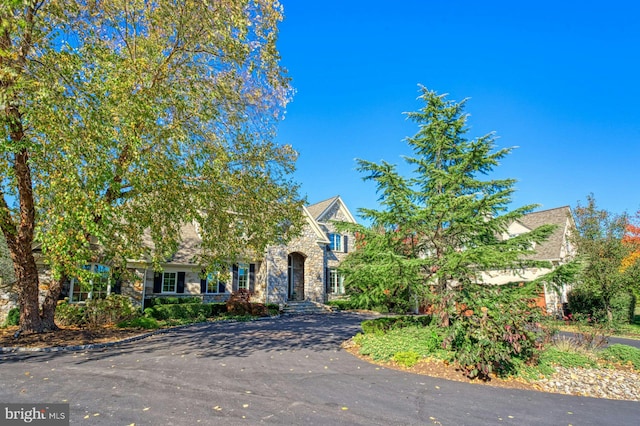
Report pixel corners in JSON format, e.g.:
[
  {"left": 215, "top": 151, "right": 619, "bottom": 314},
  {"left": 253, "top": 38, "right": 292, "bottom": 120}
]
[{"left": 1, "top": 313, "right": 638, "bottom": 425}]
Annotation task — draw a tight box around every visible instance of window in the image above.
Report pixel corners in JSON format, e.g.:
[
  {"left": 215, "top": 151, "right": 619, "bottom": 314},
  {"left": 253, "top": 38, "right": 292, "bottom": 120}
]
[
  {"left": 329, "top": 233, "right": 342, "bottom": 252},
  {"left": 162, "top": 272, "right": 177, "bottom": 293},
  {"left": 329, "top": 268, "right": 345, "bottom": 294},
  {"left": 237, "top": 264, "right": 249, "bottom": 290},
  {"left": 205, "top": 272, "right": 226, "bottom": 294},
  {"left": 69, "top": 263, "right": 113, "bottom": 303}
]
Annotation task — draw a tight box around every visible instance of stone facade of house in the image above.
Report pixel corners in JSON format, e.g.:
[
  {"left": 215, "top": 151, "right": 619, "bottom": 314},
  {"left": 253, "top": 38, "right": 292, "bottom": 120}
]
[
  {"left": 1, "top": 196, "right": 357, "bottom": 320},
  {"left": 139, "top": 196, "right": 357, "bottom": 306}
]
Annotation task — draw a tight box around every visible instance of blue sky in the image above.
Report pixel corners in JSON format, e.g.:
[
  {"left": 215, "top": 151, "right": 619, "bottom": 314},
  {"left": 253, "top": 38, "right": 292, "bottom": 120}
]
[{"left": 275, "top": 1, "right": 640, "bottom": 220}]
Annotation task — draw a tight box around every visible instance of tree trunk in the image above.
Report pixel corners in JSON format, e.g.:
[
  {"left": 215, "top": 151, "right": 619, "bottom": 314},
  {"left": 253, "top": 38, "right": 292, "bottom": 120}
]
[
  {"left": 605, "top": 301, "right": 614, "bottom": 325},
  {"left": 10, "top": 243, "right": 45, "bottom": 333},
  {"left": 41, "top": 276, "right": 64, "bottom": 331},
  {"left": 1, "top": 2, "right": 48, "bottom": 334}
]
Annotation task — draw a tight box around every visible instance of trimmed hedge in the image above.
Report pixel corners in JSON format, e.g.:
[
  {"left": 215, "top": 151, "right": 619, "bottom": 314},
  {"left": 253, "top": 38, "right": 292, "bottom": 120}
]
[
  {"left": 146, "top": 296, "right": 202, "bottom": 307},
  {"left": 145, "top": 302, "right": 212, "bottom": 321},
  {"left": 116, "top": 316, "right": 160, "bottom": 329},
  {"left": 361, "top": 315, "right": 433, "bottom": 335}
]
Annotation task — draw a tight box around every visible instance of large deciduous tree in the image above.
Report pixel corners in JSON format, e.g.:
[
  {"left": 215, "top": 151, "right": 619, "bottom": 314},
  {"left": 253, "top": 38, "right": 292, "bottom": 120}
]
[
  {"left": 1, "top": 0, "right": 303, "bottom": 333},
  {"left": 338, "top": 87, "right": 553, "bottom": 324},
  {"left": 572, "top": 196, "right": 638, "bottom": 324}
]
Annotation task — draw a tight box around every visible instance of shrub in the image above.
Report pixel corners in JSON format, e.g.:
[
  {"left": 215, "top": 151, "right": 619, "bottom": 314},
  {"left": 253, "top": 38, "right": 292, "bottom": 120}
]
[
  {"left": 393, "top": 351, "right": 421, "bottom": 367},
  {"left": 250, "top": 303, "right": 268, "bottom": 317},
  {"left": 326, "top": 300, "right": 354, "bottom": 311},
  {"left": 145, "top": 302, "right": 212, "bottom": 321},
  {"left": 5, "top": 307, "right": 19, "bottom": 326},
  {"left": 83, "top": 295, "right": 138, "bottom": 327},
  {"left": 226, "top": 290, "right": 252, "bottom": 316},
  {"left": 117, "top": 316, "right": 160, "bottom": 329},
  {"left": 266, "top": 303, "right": 280, "bottom": 316},
  {"left": 361, "top": 316, "right": 433, "bottom": 335},
  {"left": 443, "top": 284, "right": 543, "bottom": 380},
  {"left": 354, "top": 325, "right": 445, "bottom": 361},
  {"left": 599, "top": 344, "right": 640, "bottom": 370},
  {"left": 567, "top": 288, "right": 636, "bottom": 325},
  {"left": 147, "top": 296, "right": 201, "bottom": 307},
  {"left": 372, "top": 305, "right": 390, "bottom": 314},
  {"left": 55, "top": 300, "right": 87, "bottom": 326},
  {"left": 210, "top": 303, "right": 228, "bottom": 317},
  {"left": 55, "top": 295, "right": 138, "bottom": 327}
]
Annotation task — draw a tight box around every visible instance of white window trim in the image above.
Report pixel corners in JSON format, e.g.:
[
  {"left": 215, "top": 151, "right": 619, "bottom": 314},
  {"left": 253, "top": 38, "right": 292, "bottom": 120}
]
[
  {"left": 205, "top": 272, "right": 227, "bottom": 294},
  {"left": 329, "top": 268, "right": 345, "bottom": 295},
  {"left": 162, "top": 271, "right": 178, "bottom": 293},
  {"left": 69, "top": 263, "right": 112, "bottom": 303},
  {"left": 237, "top": 264, "right": 249, "bottom": 290},
  {"left": 329, "top": 233, "right": 343, "bottom": 252}
]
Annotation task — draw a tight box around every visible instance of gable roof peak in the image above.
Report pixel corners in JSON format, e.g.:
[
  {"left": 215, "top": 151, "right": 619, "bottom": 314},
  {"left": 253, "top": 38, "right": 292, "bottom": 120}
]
[{"left": 306, "top": 196, "right": 357, "bottom": 223}]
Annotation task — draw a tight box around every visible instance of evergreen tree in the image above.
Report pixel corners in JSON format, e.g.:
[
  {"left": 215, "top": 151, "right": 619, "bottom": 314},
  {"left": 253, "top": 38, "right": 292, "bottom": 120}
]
[{"left": 339, "top": 87, "right": 554, "bottom": 324}]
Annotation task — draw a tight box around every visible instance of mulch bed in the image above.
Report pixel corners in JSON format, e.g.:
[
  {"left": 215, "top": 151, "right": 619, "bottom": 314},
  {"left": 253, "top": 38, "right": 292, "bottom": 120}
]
[{"left": 0, "top": 325, "right": 147, "bottom": 348}]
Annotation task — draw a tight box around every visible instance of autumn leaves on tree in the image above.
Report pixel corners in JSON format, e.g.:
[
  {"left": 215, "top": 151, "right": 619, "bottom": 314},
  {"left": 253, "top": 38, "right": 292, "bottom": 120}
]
[{"left": 1, "top": 1, "right": 303, "bottom": 333}]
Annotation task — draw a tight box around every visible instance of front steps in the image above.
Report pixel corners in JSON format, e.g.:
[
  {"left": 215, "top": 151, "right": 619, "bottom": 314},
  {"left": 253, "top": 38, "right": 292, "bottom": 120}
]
[{"left": 282, "top": 300, "right": 334, "bottom": 315}]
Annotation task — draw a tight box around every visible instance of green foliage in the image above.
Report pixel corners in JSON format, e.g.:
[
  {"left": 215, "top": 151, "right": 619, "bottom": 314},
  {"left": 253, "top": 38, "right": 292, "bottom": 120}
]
[
  {"left": 54, "top": 301, "right": 87, "bottom": 327},
  {"left": 144, "top": 303, "right": 212, "bottom": 321},
  {"left": 55, "top": 295, "right": 137, "bottom": 327},
  {"left": 266, "top": 303, "right": 280, "bottom": 316},
  {"left": 326, "top": 300, "right": 355, "bottom": 310},
  {"left": 0, "top": 236, "right": 15, "bottom": 290},
  {"left": 393, "top": 351, "right": 421, "bottom": 367},
  {"left": 538, "top": 346, "right": 598, "bottom": 369},
  {"left": 353, "top": 325, "right": 445, "bottom": 362},
  {"left": 361, "top": 316, "right": 433, "bottom": 335},
  {"left": 571, "top": 195, "right": 638, "bottom": 325},
  {"left": 1, "top": 0, "right": 304, "bottom": 334},
  {"left": 568, "top": 287, "right": 636, "bottom": 325},
  {"left": 210, "top": 303, "right": 229, "bottom": 317},
  {"left": 336, "top": 226, "right": 423, "bottom": 313},
  {"left": 117, "top": 316, "right": 159, "bottom": 330},
  {"left": 148, "top": 297, "right": 202, "bottom": 306},
  {"left": 144, "top": 297, "right": 269, "bottom": 321},
  {"left": 443, "top": 283, "right": 543, "bottom": 379},
  {"left": 5, "top": 307, "right": 19, "bottom": 326},
  {"left": 83, "top": 295, "right": 138, "bottom": 328},
  {"left": 599, "top": 344, "right": 640, "bottom": 370},
  {"left": 336, "top": 87, "right": 554, "bottom": 318}
]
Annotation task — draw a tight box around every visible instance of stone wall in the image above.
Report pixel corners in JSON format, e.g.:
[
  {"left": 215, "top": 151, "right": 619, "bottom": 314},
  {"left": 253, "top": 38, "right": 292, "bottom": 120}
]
[
  {"left": 0, "top": 279, "right": 17, "bottom": 324},
  {"left": 262, "top": 220, "right": 327, "bottom": 304},
  {"left": 318, "top": 201, "right": 355, "bottom": 298}
]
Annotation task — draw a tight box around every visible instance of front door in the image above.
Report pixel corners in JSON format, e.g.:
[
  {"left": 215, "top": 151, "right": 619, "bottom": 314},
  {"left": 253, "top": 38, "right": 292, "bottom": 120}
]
[{"left": 287, "top": 253, "right": 305, "bottom": 301}]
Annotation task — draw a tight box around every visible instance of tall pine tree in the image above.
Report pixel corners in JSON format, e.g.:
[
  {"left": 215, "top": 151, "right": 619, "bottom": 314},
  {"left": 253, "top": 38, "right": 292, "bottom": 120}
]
[{"left": 339, "top": 87, "right": 554, "bottom": 324}]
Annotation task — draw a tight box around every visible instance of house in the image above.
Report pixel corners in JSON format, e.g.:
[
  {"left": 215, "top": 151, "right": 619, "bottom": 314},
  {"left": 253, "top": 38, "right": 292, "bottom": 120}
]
[
  {"left": 481, "top": 206, "right": 576, "bottom": 316},
  {"left": 46, "top": 196, "right": 357, "bottom": 309}
]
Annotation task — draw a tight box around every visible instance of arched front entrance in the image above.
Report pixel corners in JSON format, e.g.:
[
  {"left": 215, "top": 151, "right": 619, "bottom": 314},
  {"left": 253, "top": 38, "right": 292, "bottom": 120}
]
[{"left": 287, "top": 252, "right": 305, "bottom": 301}]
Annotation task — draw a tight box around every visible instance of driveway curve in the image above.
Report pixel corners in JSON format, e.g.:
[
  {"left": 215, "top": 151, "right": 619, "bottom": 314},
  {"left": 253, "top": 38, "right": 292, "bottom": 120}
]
[{"left": 1, "top": 313, "right": 638, "bottom": 425}]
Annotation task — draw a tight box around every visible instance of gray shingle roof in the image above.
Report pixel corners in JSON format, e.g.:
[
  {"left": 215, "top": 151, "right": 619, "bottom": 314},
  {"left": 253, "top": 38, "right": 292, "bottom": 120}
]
[
  {"left": 519, "top": 206, "right": 572, "bottom": 261},
  {"left": 306, "top": 196, "right": 340, "bottom": 221},
  {"left": 141, "top": 221, "right": 202, "bottom": 265}
]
